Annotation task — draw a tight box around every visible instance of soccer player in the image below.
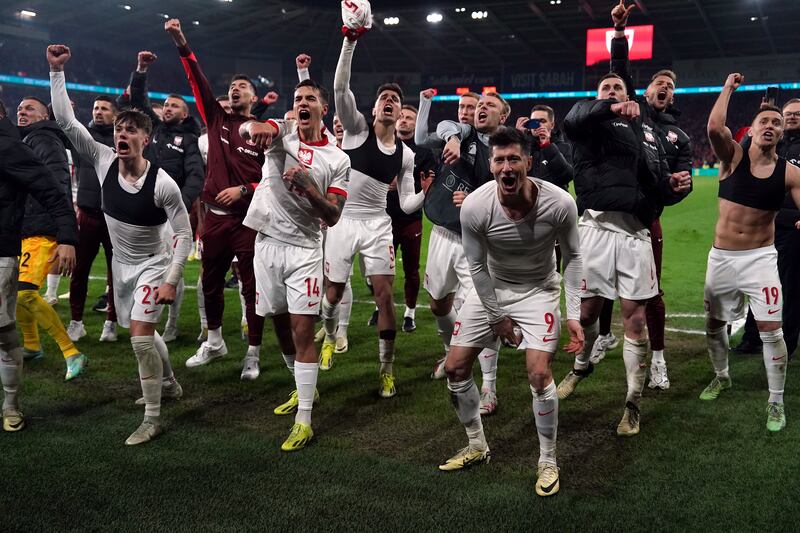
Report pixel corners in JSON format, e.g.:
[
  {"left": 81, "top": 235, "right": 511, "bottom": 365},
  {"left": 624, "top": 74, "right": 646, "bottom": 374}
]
[
  {"left": 439, "top": 127, "right": 583, "bottom": 498},
  {"left": 415, "top": 89, "right": 479, "bottom": 149},
  {"left": 319, "top": 22, "right": 423, "bottom": 394},
  {"left": 701, "top": 73, "right": 800, "bottom": 431},
  {"left": 598, "top": 0, "right": 694, "bottom": 389},
  {"left": 0, "top": 100, "right": 77, "bottom": 432},
  {"left": 165, "top": 19, "right": 266, "bottom": 379},
  {"left": 556, "top": 71, "right": 691, "bottom": 436},
  {"left": 240, "top": 78, "right": 350, "bottom": 451},
  {"left": 393, "top": 105, "right": 437, "bottom": 332},
  {"left": 125, "top": 50, "right": 205, "bottom": 343},
  {"left": 67, "top": 95, "right": 119, "bottom": 344},
  {"left": 49, "top": 44, "right": 189, "bottom": 445},
  {"left": 425, "top": 92, "right": 511, "bottom": 416},
  {"left": 16, "top": 96, "right": 88, "bottom": 380}
]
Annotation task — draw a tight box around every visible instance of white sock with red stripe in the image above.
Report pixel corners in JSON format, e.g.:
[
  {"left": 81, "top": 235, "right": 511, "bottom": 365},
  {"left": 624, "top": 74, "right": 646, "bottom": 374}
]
[{"left": 531, "top": 381, "right": 558, "bottom": 466}]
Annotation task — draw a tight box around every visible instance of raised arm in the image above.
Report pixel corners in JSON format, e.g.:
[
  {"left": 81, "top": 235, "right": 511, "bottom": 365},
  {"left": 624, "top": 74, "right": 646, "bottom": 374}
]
[
  {"left": 610, "top": 0, "right": 637, "bottom": 99},
  {"left": 296, "top": 53, "right": 311, "bottom": 82},
  {"left": 128, "top": 51, "right": 160, "bottom": 124},
  {"left": 415, "top": 89, "right": 444, "bottom": 149},
  {"left": 707, "top": 74, "right": 743, "bottom": 170},
  {"left": 47, "top": 45, "right": 105, "bottom": 165},
  {"left": 333, "top": 38, "right": 367, "bottom": 135},
  {"left": 165, "top": 19, "right": 219, "bottom": 127}
]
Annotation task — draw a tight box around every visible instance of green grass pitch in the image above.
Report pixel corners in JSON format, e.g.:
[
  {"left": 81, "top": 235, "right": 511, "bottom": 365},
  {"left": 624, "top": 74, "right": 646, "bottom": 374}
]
[{"left": 4, "top": 177, "right": 798, "bottom": 531}]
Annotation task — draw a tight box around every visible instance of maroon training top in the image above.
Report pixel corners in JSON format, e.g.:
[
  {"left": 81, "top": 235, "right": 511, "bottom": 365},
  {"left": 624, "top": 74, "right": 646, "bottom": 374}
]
[{"left": 178, "top": 44, "right": 264, "bottom": 215}]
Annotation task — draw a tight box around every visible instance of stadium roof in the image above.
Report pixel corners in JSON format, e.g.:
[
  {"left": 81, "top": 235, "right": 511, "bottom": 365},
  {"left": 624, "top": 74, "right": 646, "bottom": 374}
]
[{"left": 2, "top": 0, "right": 799, "bottom": 74}]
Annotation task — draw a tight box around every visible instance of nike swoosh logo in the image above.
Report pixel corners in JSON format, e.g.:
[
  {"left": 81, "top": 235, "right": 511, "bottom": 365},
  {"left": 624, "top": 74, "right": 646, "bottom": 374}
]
[
  {"left": 1, "top": 358, "right": 13, "bottom": 363},
  {"left": 143, "top": 309, "right": 158, "bottom": 315},
  {"left": 141, "top": 374, "right": 155, "bottom": 380},
  {"left": 539, "top": 476, "right": 558, "bottom": 493},
  {"left": 768, "top": 309, "right": 780, "bottom": 315},
  {"left": 308, "top": 302, "right": 319, "bottom": 308},
  {"left": 542, "top": 336, "right": 558, "bottom": 343},
  {"left": 772, "top": 355, "right": 786, "bottom": 361},
  {"left": 481, "top": 352, "right": 495, "bottom": 359},
  {"left": 537, "top": 409, "right": 554, "bottom": 417}
]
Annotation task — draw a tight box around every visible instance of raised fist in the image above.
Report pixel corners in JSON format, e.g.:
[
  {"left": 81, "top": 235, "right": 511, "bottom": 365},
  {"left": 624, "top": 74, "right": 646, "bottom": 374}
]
[
  {"left": 611, "top": 0, "right": 635, "bottom": 27},
  {"left": 263, "top": 91, "right": 279, "bottom": 105},
  {"left": 46, "top": 45, "right": 71, "bottom": 70},
  {"left": 137, "top": 51, "right": 157, "bottom": 72},
  {"left": 725, "top": 73, "right": 743, "bottom": 91},
  {"left": 611, "top": 100, "right": 640, "bottom": 120},
  {"left": 296, "top": 54, "right": 311, "bottom": 70},
  {"left": 165, "top": 19, "right": 187, "bottom": 46},
  {"left": 420, "top": 88, "right": 436, "bottom": 100}
]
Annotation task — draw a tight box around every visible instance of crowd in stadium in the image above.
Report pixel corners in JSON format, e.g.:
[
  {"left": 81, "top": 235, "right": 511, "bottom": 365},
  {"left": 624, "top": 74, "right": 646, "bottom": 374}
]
[{"left": 1, "top": 0, "right": 799, "bottom": 498}]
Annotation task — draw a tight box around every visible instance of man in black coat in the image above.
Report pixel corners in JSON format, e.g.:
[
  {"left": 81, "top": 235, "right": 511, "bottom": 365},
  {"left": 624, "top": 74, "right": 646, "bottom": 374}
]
[
  {"left": 15, "top": 96, "right": 88, "bottom": 380},
  {"left": 555, "top": 65, "right": 692, "bottom": 436},
  {"left": 126, "top": 50, "right": 205, "bottom": 342},
  {"left": 68, "top": 95, "right": 119, "bottom": 344},
  {"left": 0, "top": 103, "right": 77, "bottom": 432},
  {"left": 514, "top": 104, "right": 573, "bottom": 189}
]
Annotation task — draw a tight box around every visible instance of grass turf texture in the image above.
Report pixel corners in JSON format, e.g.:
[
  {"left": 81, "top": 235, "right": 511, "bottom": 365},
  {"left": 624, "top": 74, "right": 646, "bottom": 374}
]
[{"left": 4, "top": 177, "right": 799, "bottom": 531}]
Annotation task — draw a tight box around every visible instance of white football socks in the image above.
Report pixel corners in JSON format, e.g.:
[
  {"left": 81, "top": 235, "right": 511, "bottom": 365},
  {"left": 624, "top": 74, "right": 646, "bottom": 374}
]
[
  {"left": 45, "top": 274, "right": 60, "bottom": 300},
  {"left": 531, "top": 381, "right": 558, "bottom": 467},
  {"left": 153, "top": 331, "right": 174, "bottom": 380},
  {"left": 294, "top": 361, "right": 319, "bottom": 426},
  {"left": 447, "top": 377, "right": 487, "bottom": 450},
  {"left": 337, "top": 281, "right": 352, "bottom": 337},
  {"left": 478, "top": 349, "right": 498, "bottom": 393},
  {"left": 379, "top": 337, "right": 395, "bottom": 374},
  {"left": 321, "top": 296, "right": 339, "bottom": 341},
  {"left": 132, "top": 335, "right": 163, "bottom": 418},
  {"left": 651, "top": 349, "right": 665, "bottom": 364},
  {"left": 575, "top": 320, "right": 599, "bottom": 370},
  {"left": 246, "top": 345, "right": 260, "bottom": 359},
  {"left": 0, "top": 329, "right": 23, "bottom": 410},
  {"left": 207, "top": 327, "right": 223, "bottom": 350},
  {"left": 623, "top": 336, "right": 648, "bottom": 406},
  {"left": 760, "top": 329, "right": 787, "bottom": 403},
  {"left": 706, "top": 324, "right": 730, "bottom": 379},
  {"left": 404, "top": 306, "right": 416, "bottom": 319}
]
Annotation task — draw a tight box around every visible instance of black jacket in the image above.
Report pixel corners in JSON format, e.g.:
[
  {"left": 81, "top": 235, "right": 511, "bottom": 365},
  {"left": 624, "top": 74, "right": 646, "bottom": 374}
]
[
  {"left": 530, "top": 129, "right": 573, "bottom": 189},
  {"left": 0, "top": 118, "right": 78, "bottom": 257},
  {"left": 127, "top": 70, "right": 205, "bottom": 211},
  {"left": 564, "top": 98, "right": 682, "bottom": 226},
  {"left": 387, "top": 137, "right": 437, "bottom": 222},
  {"left": 19, "top": 120, "right": 75, "bottom": 238},
  {"left": 75, "top": 122, "right": 114, "bottom": 211},
  {"left": 610, "top": 35, "right": 693, "bottom": 176}
]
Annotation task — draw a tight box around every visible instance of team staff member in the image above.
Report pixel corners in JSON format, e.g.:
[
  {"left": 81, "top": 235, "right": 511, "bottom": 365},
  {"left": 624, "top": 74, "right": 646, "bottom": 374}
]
[
  {"left": 392, "top": 104, "right": 437, "bottom": 333},
  {"left": 165, "top": 19, "right": 266, "bottom": 371},
  {"left": 67, "top": 95, "right": 119, "bottom": 344},
  {"left": 16, "top": 96, "right": 88, "bottom": 380},
  {"left": 514, "top": 104, "right": 573, "bottom": 189},
  {"left": 0, "top": 100, "right": 77, "bottom": 432}
]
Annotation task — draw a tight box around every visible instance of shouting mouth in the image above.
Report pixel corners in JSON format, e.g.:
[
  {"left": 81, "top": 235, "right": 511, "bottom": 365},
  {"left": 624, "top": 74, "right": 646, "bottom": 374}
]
[
  {"left": 383, "top": 105, "right": 393, "bottom": 115},
  {"left": 500, "top": 175, "right": 517, "bottom": 193},
  {"left": 117, "top": 140, "right": 130, "bottom": 154},
  {"left": 477, "top": 111, "right": 488, "bottom": 122},
  {"left": 298, "top": 109, "right": 311, "bottom": 121}
]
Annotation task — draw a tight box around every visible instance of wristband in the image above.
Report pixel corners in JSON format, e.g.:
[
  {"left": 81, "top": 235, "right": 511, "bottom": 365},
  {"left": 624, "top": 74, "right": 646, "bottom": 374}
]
[{"left": 614, "top": 24, "right": 625, "bottom": 31}]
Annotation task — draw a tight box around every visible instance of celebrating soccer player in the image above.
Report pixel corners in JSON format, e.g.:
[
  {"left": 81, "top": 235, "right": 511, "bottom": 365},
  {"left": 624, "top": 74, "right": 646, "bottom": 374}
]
[
  {"left": 240, "top": 78, "right": 350, "bottom": 451},
  {"left": 438, "top": 127, "right": 583, "bottom": 497},
  {"left": 49, "top": 44, "right": 190, "bottom": 445},
  {"left": 701, "top": 73, "right": 800, "bottom": 431}
]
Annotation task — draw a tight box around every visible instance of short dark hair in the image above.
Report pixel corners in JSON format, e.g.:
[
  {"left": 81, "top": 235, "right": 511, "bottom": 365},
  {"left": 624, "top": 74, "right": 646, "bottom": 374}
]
[
  {"left": 531, "top": 104, "right": 555, "bottom": 123},
  {"left": 94, "top": 95, "right": 118, "bottom": 111},
  {"left": 230, "top": 74, "right": 257, "bottom": 93},
  {"left": 295, "top": 79, "right": 330, "bottom": 106},
  {"left": 20, "top": 95, "right": 49, "bottom": 113},
  {"left": 599, "top": 72, "right": 625, "bottom": 85},
  {"left": 114, "top": 108, "right": 153, "bottom": 136},
  {"left": 489, "top": 126, "right": 531, "bottom": 156},
  {"left": 752, "top": 105, "right": 783, "bottom": 125},
  {"left": 376, "top": 83, "right": 404, "bottom": 104},
  {"left": 401, "top": 104, "right": 418, "bottom": 114},
  {"left": 651, "top": 70, "right": 677, "bottom": 84},
  {"left": 165, "top": 93, "right": 189, "bottom": 111},
  {"left": 783, "top": 98, "right": 800, "bottom": 110}
]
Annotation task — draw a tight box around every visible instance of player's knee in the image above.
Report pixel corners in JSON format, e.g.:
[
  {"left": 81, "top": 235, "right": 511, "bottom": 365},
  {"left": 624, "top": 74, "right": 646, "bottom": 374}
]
[
  {"left": 429, "top": 297, "right": 451, "bottom": 317},
  {"left": 705, "top": 319, "right": 726, "bottom": 334},
  {"left": 527, "top": 370, "right": 553, "bottom": 391},
  {"left": 444, "top": 357, "right": 469, "bottom": 382},
  {"left": 759, "top": 328, "right": 783, "bottom": 344}
]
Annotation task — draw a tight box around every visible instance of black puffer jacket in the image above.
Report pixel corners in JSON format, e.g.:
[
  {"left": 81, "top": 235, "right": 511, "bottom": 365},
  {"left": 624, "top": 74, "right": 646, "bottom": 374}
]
[
  {"left": 530, "top": 129, "right": 573, "bottom": 189},
  {"left": 18, "top": 120, "right": 74, "bottom": 238},
  {"left": 0, "top": 118, "right": 78, "bottom": 257},
  {"left": 564, "top": 99, "right": 682, "bottom": 226},
  {"left": 127, "top": 70, "right": 205, "bottom": 211},
  {"left": 75, "top": 122, "right": 114, "bottom": 212}
]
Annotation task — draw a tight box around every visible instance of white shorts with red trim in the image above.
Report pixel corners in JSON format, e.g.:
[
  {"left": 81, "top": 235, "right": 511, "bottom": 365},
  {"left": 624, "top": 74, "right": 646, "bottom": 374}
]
[{"left": 324, "top": 215, "right": 394, "bottom": 283}]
